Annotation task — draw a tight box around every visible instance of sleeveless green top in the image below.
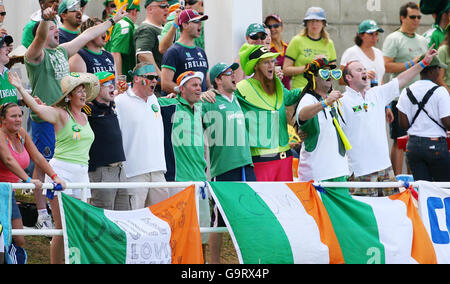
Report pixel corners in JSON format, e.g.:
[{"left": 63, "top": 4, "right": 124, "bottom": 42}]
[{"left": 53, "top": 110, "right": 95, "bottom": 166}]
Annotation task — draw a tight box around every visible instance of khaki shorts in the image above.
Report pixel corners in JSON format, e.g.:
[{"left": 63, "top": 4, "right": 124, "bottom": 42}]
[{"left": 349, "top": 167, "right": 398, "bottom": 197}]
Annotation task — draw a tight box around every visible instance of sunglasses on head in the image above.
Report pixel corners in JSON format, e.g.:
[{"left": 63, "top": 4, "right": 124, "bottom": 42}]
[
  {"left": 249, "top": 33, "right": 267, "bottom": 41},
  {"left": 140, "top": 74, "right": 159, "bottom": 81},
  {"left": 408, "top": 15, "right": 421, "bottom": 20},
  {"left": 266, "top": 23, "right": 282, "bottom": 29},
  {"left": 318, "top": 69, "right": 342, "bottom": 80}
]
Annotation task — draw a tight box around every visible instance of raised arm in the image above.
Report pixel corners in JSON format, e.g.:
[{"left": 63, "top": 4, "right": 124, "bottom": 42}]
[
  {"left": 8, "top": 72, "right": 59, "bottom": 124},
  {"left": 396, "top": 45, "right": 438, "bottom": 89},
  {"left": 61, "top": 6, "right": 128, "bottom": 57},
  {"left": 25, "top": 4, "right": 58, "bottom": 64}
]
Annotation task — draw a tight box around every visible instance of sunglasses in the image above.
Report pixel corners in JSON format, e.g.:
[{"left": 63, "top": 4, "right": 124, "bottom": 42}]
[
  {"left": 0, "top": 12, "right": 6, "bottom": 16},
  {"left": 249, "top": 33, "right": 267, "bottom": 41},
  {"left": 318, "top": 69, "right": 342, "bottom": 80},
  {"left": 408, "top": 15, "right": 422, "bottom": 20},
  {"left": 101, "top": 80, "right": 115, "bottom": 87},
  {"left": 153, "top": 3, "right": 170, "bottom": 9},
  {"left": 140, "top": 74, "right": 159, "bottom": 81},
  {"left": 107, "top": 3, "right": 116, "bottom": 9},
  {"left": 266, "top": 23, "right": 282, "bottom": 29}
]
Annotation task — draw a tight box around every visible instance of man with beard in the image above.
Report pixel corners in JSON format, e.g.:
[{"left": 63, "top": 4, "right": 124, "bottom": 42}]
[
  {"left": 235, "top": 44, "right": 302, "bottom": 181},
  {"left": 69, "top": 17, "right": 115, "bottom": 74},
  {"left": 58, "top": 0, "right": 83, "bottom": 44},
  {"left": 83, "top": 72, "right": 127, "bottom": 210},
  {"left": 114, "top": 63, "right": 167, "bottom": 209},
  {"left": 160, "top": 8, "right": 209, "bottom": 95}
]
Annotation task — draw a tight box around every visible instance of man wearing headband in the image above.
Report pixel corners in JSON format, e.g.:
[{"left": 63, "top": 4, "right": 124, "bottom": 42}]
[
  {"left": 341, "top": 47, "right": 439, "bottom": 196},
  {"left": 83, "top": 72, "right": 127, "bottom": 210},
  {"left": 295, "top": 57, "right": 350, "bottom": 183},
  {"left": 158, "top": 70, "right": 210, "bottom": 247},
  {"left": 114, "top": 63, "right": 167, "bottom": 209}
]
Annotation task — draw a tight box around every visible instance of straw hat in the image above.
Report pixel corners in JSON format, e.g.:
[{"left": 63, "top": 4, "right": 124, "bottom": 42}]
[{"left": 53, "top": 72, "right": 100, "bottom": 106}]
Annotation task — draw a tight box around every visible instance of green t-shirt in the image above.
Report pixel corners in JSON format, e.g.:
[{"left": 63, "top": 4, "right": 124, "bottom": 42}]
[
  {"left": 382, "top": 30, "right": 428, "bottom": 86},
  {"left": 158, "top": 96, "right": 207, "bottom": 182},
  {"left": 438, "top": 45, "right": 450, "bottom": 87},
  {"left": 134, "top": 22, "right": 163, "bottom": 68},
  {"left": 0, "top": 69, "right": 18, "bottom": 105},
  {"left": 285, "top": 34, "right": 337, "bottom": 90},
  {"left": 25, "top": 46, "right": 70, "bottom": 121},
  {"left": 107, "top": 17, "right": 136, "bottom": 82},
  {"left": 423, "top": 24, "right": 446, "bottom": 49},
  {"left": 22, "top": 20, "right": 37, "bottom": 48},
  {"left": 202, "top": 91, "right": 253, "bottom": 178}
]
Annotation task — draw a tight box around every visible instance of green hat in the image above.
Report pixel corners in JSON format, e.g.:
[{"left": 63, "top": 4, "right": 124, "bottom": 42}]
[
  {"left": 358, "top": 20, "right": 384, "bottom": 34},
  {"left": 209, "top": 62, "right": 239, "bottom": 84},
  {"left": 239, "top": 44, "right": 279, "bottom": 76},
  {"left": 144, "top": 0, "right": 165, "bottom": 8},
  {"left": 419, "top": 54, "right": 448, "bottom": 69},
  {"left": 420, "top": 0, "right": 450, "bottom": 24},
  {"left": 58, "top": 0, "right": 81, "bottom": 15},
  {"left": 95, "top": 72, "right": 115, "bottom": 84},
  {"left": 103, "top": 0, "right": 114, "bottom": 6},
  {"left": 246, "top": 23, "right": 267, "bottom": 37}
]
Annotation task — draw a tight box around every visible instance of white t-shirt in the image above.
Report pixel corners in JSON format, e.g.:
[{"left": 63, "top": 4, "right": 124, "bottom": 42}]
[
  {"left": 397, "top": 80, "right": 450, "bottom": 138},
  {"left": 296, "top": 93, "right": 350, "bottom": 181},
  {"left": 115, "top": 89, "right": 166, "bottom": 178},
  {"left": 340, "top": 45, "right": 385, "bottom": 84},
  {"left": 341, "top": 78, "right": 400, "bottom": 177}
]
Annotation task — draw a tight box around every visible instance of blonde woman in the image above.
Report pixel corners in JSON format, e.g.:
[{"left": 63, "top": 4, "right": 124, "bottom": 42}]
[{"left": 283, "top": 7, "right": 337, "bottom": 90}]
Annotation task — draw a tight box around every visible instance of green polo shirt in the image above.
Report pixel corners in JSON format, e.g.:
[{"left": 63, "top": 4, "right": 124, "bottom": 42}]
[
  {"left": 0, "top": 69, "right": 18, "bottom": 105},
  {"left": 423, "top": 24, "right": 446, "bottom": 49},
  {"left": 158, "top": 95, "right": 207, "bottom": 182},
  {"left": 202, "top": 91, "right": 253, "bottom": 178}
]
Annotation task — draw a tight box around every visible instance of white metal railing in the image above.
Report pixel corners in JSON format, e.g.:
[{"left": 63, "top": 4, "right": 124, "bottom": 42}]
[{"left": 10, "top": 181, "right": 450, "bottom": 237}]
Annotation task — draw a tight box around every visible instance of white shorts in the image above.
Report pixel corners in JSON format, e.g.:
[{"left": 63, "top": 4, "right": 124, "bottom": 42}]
[{"left": 44, "top": 158, "right": 91, "bottom": 200}]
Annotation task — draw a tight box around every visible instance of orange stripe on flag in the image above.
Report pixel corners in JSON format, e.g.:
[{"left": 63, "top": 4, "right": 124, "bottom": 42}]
[
  {"left": 150, "top": 185, "right": 204, "bottom": 264},
  {"left": 389, "top": 190, "right": 437, "bottom": 264},
  {"left": 286, "top": 182, "right": 345, "bottom": 264}
]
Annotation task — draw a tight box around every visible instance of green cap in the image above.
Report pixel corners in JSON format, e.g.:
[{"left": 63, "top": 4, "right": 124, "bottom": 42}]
[
  {"left": 144, "top": 0, "right": 165, "bottom": 8},
  {"left": 114, "top": 0, "right": 141, "bottom": 12},
  {"left": 209, "top": 62, "right": 239, "bottom": 84},
  {"left": 58, "top": 0, "right": 81, "bottom": 15},
  {"left": 103, "top": 0, "right": 114, "bottom": 6},
  {"left": 358, "top": 20, "right": 384, "bottom": 34},
  {"left": 246, "top": 23, "right": 267, "bottom": 37},
  {"left": 239, "top": 44, "right": 279, "bottom": 76}
]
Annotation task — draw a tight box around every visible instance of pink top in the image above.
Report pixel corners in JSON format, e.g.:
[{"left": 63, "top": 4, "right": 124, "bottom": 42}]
[{"left": 0, "top": 135, "right": 30, "bottom": 183}]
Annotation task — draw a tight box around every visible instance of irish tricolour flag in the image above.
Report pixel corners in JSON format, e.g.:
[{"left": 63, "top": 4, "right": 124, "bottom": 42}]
[
  {"left": 59, "top": 185, "right": 203, "bottom": 264},
  {"left": 208, "top": 182, "right": 437, "bottom": 264}
]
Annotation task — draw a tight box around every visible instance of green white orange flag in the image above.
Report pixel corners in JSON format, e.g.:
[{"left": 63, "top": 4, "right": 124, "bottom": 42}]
[
  {"left": 59, "top": 185, "right": 203, "bottom": 264},
  {"left": 208, "top": 182, "right": 437, "bottom": 264}
]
